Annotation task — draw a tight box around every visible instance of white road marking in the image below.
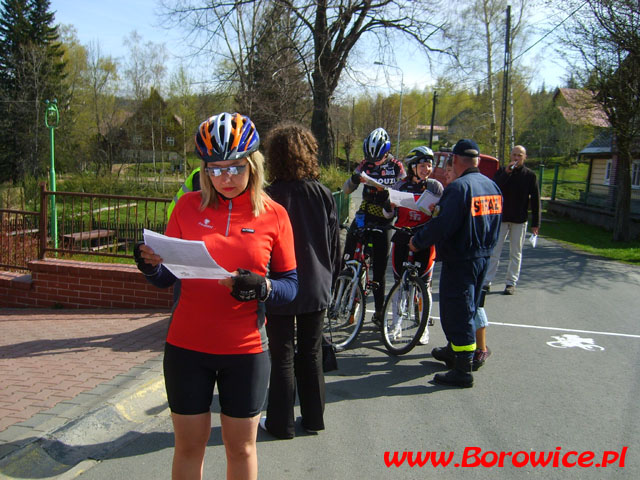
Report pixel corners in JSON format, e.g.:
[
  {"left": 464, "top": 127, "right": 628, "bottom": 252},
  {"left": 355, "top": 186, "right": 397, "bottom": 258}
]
[
  {"left": 488, "top": 321, "right": 640, "bottom": 339},
  {"left": 369, "top": 311, "right": 640, "bottom": 339}
]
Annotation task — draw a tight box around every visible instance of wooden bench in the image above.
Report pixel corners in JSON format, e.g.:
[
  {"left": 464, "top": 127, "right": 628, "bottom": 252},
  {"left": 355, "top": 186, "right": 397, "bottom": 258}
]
[{"left": 62, "top": 229, "right": 116, "bottom": 250}]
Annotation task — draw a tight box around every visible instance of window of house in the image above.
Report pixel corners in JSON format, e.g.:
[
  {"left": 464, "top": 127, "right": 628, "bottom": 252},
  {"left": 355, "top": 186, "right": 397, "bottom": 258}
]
[
  {"left": 132, "top": 135, "right": 142, "bottom": 145},
  {"left": 632, "top": 161, "right": 640, "bottom": 189},
  {"left": 604, "top": 159, "right": 612, "bottom": 185},
  {"left": 166, "top": 136, "right": 175, "bottom": 147}
]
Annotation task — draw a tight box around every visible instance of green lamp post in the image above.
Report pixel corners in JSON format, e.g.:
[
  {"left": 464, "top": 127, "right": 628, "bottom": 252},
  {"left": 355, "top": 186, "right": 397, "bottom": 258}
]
[{"left": 45, "top": 99, "right": 60, "bottom": 249}]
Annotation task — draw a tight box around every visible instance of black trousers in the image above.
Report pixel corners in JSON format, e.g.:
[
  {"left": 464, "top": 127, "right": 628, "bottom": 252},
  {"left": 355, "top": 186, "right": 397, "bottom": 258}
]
[
  {"left": 343, "top": 222, "right": 391, "bottom": 313},
  {"left": 265, "top": 310, "right": 326, "bottom": 438}
]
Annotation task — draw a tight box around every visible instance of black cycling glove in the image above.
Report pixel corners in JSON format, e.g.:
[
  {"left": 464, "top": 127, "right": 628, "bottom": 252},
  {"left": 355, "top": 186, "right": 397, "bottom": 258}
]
[
  {"left": 350, "top": 171, "right": 361, "bottom": 185},
  {"left": 379, "top": 188, "right": 392, "bottom": 211},
  {"left": 133, "top": 241, "right": 159, "bottom": 276},
  {"left": 231, "top": 268, "right": 269, "bottom": 302}
]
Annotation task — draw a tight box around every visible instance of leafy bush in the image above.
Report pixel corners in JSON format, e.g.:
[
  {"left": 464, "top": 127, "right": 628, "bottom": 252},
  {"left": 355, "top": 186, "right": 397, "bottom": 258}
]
[
  {"left": 59, "top": 173, "right": 178, "bottom": 198},
  {"left": 319, "top": 165, "right": 349, "bottom": 192}
]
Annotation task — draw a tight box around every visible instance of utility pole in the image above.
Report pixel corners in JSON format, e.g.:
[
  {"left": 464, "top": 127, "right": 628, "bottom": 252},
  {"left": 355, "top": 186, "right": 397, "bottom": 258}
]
[
  {"left": 429, "top": 91, "right": 438, "bottom": 149},
  {"left": 45, "top": 99, "right": 59, "bottom": 250},
  {"left": 498, "top": 6, "right": 511, "bottom": 166}
]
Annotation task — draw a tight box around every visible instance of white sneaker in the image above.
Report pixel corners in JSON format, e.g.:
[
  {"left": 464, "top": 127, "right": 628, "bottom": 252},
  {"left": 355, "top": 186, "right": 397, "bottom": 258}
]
[
  {"left": 391, "top": 320, "right": 402, "bottom": 340},
  {"left": 418, "top": 326, "right": 429, "bottom": 345}
]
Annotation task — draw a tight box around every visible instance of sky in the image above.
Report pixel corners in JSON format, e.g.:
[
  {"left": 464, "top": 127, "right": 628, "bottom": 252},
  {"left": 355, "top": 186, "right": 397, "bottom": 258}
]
[{"left": 50, "top": 0, "right": 569, "bottom": 95}]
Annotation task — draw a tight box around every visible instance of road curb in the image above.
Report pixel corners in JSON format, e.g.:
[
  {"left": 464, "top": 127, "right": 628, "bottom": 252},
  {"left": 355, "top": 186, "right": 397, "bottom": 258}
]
[{"left": 0, "top": 363, "right": 168, "bottom": 479}]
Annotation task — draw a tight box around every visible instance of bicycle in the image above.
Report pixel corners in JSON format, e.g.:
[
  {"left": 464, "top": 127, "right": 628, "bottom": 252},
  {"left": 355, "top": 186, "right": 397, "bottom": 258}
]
[
  {"left": 380, "top": 226, "right": 433, "bottom": 356},
  {"left": 324, "top": 223, "right": 386, "bottom": 351}
]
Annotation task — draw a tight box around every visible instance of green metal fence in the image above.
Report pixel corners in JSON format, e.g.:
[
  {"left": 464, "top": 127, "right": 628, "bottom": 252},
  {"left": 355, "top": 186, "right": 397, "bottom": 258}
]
[{"left": 332, "top": 190, "right": 350, "bottom": 224}]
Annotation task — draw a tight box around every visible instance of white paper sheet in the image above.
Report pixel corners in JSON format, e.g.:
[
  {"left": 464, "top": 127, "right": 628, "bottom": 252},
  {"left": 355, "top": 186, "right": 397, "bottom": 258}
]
[
  {"left": 143, "top": 229, "right": 231, "bottom": 279},
  {"left": 415, "top": 190, "right": 442, "bottom": 215},
  {"left": 388, "top": 189, "right": 420, "bottom": 210},
  {"left": 359, "top": 172, "right": 386, "bottom": 189}
]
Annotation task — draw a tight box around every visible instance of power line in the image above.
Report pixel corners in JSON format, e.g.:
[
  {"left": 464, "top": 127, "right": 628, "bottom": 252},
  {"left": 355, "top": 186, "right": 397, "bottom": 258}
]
[
  {"left": 511, "top": 1, "right": 589, "bottom": 64},
  {"left": 437, "top": 2, "right": 589, "bottom": 91}
]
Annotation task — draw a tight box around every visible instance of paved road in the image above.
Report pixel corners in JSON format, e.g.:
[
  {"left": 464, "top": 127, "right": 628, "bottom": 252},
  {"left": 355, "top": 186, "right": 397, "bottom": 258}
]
[
  {"left": 69, "top": 236, "right": 640, "bottom": 480},
  {"left": 1, "top": 187, "right": 638, "bottom": 479}
]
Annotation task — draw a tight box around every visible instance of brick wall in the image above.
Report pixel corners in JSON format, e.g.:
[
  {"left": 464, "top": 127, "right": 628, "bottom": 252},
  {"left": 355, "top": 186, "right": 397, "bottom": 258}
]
[{"left": 0, "top": 259, "right": 173, "bottom": 309}]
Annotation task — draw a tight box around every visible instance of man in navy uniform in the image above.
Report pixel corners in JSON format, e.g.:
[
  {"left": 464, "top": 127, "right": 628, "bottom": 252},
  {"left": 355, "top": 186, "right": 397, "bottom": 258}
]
[{"left": 409, "top": 139, "right": 502, "bottom": 387}]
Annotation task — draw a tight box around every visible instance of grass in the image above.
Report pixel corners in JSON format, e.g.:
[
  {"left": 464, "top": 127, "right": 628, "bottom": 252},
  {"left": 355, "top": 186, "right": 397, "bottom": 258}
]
[
  {"left": 5, "top": 167, "right": 638, "bottom": 267},
  {"left": 536, "top": 162, "right": 589, "bottom": 201},
  {"left": 541, "top": 211, "right": 640, "bottom": 264}
]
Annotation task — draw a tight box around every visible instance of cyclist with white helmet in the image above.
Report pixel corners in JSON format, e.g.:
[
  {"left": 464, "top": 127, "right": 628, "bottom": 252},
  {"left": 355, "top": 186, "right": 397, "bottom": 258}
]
[
  {"left": 134, "top": 112, "right": 298, "bottom": 480},
  {"left": 342, "top": 127, "right": 406, "bottom": 326},
  {"left": 389, "top": 146, "right": 443, "bottom": 344}
]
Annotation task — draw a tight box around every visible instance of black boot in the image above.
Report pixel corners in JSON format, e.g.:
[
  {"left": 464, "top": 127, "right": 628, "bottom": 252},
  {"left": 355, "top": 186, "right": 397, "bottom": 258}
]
[
  {"left": 433, "top": 351, "right": 474, "bottom": 388},
  {"left": 431, "top": 343, "right": 455, "bottom": 368}
]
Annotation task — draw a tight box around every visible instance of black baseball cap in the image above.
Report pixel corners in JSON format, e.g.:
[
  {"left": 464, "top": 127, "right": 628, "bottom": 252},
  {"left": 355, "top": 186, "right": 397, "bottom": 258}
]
[{"left": 452, "top": 139, "right": 480, "bottom": 158}]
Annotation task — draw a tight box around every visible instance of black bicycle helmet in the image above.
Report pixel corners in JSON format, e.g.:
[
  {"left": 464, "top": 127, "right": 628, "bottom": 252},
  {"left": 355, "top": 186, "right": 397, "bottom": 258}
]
[{"left": 405, "top": 146, "right": 434, "bottom": 169}]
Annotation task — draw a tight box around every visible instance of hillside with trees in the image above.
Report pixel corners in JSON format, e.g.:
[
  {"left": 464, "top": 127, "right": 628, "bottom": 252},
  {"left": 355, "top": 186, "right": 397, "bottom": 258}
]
[{"left": 1, "top": 0, "right": 637, "bottom": 239}]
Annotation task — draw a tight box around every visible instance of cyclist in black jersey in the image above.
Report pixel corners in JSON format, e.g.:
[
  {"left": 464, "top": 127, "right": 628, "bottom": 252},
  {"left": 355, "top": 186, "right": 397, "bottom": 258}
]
[{"left": 342, "top": 127, "right": 406, "bottom": 326}]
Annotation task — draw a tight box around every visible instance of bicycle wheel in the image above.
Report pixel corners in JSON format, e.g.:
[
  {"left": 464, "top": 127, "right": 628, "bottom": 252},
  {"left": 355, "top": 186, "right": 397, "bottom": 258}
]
[
  {"left": 324, "top": 273, "right": 366, "bottom": 351},
  {"left": 381, "top": 276, "right": 430, "bottom": 355}
]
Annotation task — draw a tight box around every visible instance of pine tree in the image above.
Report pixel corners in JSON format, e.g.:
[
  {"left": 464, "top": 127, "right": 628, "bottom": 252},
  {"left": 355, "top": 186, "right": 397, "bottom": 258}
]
[{"left": 0, "top": 0, "right": 67, "bottom": 183}]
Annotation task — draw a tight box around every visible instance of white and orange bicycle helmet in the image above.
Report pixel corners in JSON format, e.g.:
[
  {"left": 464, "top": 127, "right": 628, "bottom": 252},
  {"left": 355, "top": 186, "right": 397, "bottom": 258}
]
[{"left": 195, "top": 112, "right": 260, "bottom": 162}]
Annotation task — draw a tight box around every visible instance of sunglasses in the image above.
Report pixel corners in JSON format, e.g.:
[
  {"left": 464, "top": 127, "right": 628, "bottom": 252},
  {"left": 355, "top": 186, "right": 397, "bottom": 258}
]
[{"left": 204, "top": 164, "right": 248, "bottom": 177}]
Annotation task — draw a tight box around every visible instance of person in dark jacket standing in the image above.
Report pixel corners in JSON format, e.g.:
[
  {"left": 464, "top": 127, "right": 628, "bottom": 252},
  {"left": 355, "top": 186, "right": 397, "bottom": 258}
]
[
  {"left": 483, "top": 145, "right": 540, "bottom": 295},
  {"left": 260, "top": 122, "right": 341, "bottom": 439},
  {"left": 409, "top": 139, "right": 502, "bottom": 388}
]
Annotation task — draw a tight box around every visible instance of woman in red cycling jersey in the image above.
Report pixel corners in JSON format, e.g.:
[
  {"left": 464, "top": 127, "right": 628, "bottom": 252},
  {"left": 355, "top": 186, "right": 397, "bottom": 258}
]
[
  {"left": 134, "top": 112, "right": 298, "bottom": 480},
  {"left": 389, "top": 146, "right": 443, "bottom": 344}
]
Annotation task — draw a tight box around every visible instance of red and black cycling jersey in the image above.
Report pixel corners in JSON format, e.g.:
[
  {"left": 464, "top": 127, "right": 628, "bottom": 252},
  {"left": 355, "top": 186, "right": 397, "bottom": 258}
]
[
  {"left": 355, "top": 156, "right": 406, "bottom": 205},
  {"left": 393, "top": 177, "right": 443, "bottom": 229}
]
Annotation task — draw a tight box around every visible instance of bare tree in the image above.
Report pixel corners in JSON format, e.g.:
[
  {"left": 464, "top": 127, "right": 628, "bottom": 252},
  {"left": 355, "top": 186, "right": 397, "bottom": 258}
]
[
  {"left": 168, "top": 66, "right": 198, "bottom": 178},
  {"left": 443, "top": 0, "right": 534, "bottom": 157},
  {"left": 123, "top": 32, "right": 168, "bottom": 186},
  {"left": 162, "top": 0, "right": 449, "bottom": 165},
  {"left": 84, "top": 42, "right": 120, "bottom": 175},
  {"left": 560, "top": 0, "right": 639, "bottom": 241}
]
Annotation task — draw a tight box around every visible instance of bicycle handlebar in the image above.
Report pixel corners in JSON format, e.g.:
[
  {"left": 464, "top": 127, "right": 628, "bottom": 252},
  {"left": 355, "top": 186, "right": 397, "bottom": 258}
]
[{"left": 389, "top": 225, "right": 419, "bottom": 235}]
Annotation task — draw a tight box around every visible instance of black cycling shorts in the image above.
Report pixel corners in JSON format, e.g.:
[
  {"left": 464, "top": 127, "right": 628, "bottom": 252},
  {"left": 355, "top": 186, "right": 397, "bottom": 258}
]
[{"left": 163, "top": 342, "right": 270, "bottom": 418}]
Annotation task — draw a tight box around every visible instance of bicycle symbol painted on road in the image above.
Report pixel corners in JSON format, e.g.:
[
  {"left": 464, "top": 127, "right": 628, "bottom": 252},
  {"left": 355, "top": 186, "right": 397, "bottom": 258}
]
[{"left": 546, "top": 334, "right": 604, "bottom": 351}]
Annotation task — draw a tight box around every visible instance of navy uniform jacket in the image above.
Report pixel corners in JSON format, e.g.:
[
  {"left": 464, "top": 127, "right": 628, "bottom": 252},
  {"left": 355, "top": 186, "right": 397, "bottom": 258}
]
[{"left": 412, "top": 168, "right": 502, "bottom": 262}]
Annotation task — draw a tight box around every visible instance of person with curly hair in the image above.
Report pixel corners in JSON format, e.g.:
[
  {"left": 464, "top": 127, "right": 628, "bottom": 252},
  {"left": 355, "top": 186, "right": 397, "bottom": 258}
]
[{"left": 260, "top": 122, "right": 341, "bottom": 439}]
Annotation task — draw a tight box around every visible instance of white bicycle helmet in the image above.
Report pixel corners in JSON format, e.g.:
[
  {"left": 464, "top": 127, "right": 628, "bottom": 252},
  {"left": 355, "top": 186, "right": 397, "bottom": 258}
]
[{"left": 363, "top": 127, "right": 391, "bottom": 162}]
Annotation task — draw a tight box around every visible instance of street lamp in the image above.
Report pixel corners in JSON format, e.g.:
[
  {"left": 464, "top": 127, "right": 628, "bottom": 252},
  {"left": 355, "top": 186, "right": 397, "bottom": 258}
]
[
  {"left": 45, "top": 99, "right": 59, "bottom": 250},
  {"left": 374, "top": 61, "right": 403, "bottom": 158}
]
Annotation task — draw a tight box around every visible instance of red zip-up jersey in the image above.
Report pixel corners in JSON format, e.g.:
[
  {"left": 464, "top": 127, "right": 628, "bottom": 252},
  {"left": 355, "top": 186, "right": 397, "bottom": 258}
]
[{"left": 165, "top": 190, "right": 296, "bottom": 354}]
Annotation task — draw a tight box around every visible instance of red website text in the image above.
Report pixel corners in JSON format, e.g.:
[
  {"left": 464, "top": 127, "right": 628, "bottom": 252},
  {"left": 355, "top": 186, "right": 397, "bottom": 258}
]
[{"left": 384, "top": 446, "right": 628, "bottom": 469}]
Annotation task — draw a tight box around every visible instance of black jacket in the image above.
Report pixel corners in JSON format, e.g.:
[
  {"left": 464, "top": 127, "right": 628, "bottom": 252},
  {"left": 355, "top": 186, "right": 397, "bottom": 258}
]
[
  {"left": 492, "top": 165, "right": 541, "bottom": 228},
  {"left": 266, "top": 179, "right": 341, "bottom": 315}
]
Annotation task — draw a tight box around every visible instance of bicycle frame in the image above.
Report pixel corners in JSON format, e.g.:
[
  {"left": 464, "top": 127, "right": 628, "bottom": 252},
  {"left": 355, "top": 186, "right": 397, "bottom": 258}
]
[
  {"left": 325, "top": 224, "right": 387, "bottom": 350},
  {"left": 334, "top": 235, "right": 371, "bottom": 318}
]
